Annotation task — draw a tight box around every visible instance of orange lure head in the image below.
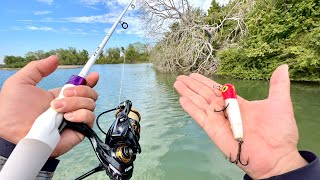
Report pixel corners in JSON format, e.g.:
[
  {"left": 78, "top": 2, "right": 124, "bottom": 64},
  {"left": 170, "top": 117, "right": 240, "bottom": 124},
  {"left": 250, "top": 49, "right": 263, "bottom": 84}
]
[{"left": 221, "top": 84, "right": 237, "bottom": 100}]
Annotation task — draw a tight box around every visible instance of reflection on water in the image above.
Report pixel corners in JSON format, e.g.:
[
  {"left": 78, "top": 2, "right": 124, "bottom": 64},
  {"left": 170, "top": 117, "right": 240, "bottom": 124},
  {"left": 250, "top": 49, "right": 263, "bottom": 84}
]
[{"left": 0, "top": 64, "right": 319, "bottom": 180}]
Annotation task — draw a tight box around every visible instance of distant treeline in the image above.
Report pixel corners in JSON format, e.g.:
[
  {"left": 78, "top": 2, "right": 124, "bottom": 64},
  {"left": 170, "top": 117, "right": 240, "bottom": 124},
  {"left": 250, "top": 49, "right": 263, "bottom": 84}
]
[{"left": 2, "top": 42, "right": 149, "bottom": 68}]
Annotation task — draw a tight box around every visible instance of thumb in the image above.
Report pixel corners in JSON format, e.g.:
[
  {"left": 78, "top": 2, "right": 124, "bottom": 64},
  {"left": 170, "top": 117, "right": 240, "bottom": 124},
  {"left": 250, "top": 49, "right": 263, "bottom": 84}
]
[
  {"left": 13, "top": 55, "right": 59, "bottom": 85},
  {"left": 268, "top": 64, "right": 291, "bottom": 100}
]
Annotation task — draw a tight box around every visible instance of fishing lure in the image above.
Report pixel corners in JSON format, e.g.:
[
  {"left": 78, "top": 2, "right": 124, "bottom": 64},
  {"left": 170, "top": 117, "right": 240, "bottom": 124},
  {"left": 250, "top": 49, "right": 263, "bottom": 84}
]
[{"left": 214, "top": 84, "right": 249, "bottom": 166}]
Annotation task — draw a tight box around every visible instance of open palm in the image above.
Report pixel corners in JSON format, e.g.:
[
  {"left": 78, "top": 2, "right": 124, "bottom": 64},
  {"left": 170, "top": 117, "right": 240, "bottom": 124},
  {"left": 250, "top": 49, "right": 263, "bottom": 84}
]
[{"left": 174, "top": 65, "right": 307, "bottom": 179}]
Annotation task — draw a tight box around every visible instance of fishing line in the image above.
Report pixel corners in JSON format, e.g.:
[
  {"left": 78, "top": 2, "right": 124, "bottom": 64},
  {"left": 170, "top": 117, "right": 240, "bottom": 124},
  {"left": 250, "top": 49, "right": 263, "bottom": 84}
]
[{"left": 118, "top": 47, "right": 126, "bottom": 104}]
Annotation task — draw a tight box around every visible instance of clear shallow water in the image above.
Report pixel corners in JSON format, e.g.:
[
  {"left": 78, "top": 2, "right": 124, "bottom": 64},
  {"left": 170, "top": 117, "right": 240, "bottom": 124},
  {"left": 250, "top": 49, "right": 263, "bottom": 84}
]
[{"left": 0, "top": 64, "right": 319, "bottom": 180}]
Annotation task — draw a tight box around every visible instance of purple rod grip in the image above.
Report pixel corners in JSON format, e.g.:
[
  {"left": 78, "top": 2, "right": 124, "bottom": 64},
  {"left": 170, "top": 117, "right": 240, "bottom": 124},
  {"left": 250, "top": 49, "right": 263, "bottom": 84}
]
[
  {"left": 59, "top": 75, "right": 87, "bottom": 132},
  {"left": 66, "top": 75, "right": 87, "bottom": 86}
]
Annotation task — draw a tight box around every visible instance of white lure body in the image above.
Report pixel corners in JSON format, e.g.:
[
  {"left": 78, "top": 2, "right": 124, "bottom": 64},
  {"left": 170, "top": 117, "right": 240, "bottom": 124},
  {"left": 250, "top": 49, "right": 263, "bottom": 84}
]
[
  {"left": 225, "top": 98, "right": 243, "bottom": 140},
  {"left": 220, "top": 84, "right": 244, "bottom": 141}
]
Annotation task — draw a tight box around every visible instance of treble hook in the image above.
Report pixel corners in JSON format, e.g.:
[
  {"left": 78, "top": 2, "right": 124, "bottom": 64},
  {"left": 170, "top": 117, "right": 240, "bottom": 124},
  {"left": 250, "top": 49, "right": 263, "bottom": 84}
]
[
  {"left": 229, "top": 139, "right": 249, "bottom": 166},
  {"left": 214, "top": 103, "right": 229, "bottom": 112},
  {"left": 214, "top": 103, "right": 229, "bottom": 118}
]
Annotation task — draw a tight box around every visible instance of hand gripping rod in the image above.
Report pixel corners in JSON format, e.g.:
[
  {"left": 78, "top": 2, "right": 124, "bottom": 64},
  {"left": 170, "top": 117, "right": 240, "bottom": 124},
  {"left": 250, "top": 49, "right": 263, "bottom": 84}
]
[{"left": 0, "top": 1, "right": 136, "bottom": 179}]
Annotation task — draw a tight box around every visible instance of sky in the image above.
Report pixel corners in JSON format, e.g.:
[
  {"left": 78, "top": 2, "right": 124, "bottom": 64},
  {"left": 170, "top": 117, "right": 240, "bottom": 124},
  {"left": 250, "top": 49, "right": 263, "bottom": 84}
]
[{"left": 0, "top": 0, "right": 229, "bottom": 64}]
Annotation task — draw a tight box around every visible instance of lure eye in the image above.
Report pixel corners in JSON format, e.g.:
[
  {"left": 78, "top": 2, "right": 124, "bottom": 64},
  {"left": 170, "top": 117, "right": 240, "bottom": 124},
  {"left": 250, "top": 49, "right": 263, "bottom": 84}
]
[{"left": 222, "top": 86, "right": 229, "bottom": 92}]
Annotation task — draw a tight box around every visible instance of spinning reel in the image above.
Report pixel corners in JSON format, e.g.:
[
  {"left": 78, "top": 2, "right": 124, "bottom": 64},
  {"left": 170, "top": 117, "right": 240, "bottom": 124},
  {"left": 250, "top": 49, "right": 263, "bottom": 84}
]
[{"left": 65, "top": 100, "right": 141, "bottom": 180}]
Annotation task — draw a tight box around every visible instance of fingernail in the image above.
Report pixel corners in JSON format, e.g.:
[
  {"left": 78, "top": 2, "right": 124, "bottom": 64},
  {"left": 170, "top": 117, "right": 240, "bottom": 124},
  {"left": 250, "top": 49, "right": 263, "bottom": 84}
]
[
  {"left": 64, "top": 89, "right": 76, "bottom": 97},
  {"left": 64, "top": 112, "right": 74, "bottom": 120},
  {"left": 51, "top": 100, "right": 64, "bottom": 109}
]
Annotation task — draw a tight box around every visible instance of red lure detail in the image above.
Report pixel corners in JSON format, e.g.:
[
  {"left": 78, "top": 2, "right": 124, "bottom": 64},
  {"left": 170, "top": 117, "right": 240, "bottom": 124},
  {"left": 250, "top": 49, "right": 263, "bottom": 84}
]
[{"left": 221, "top": 84, "right": 237, "bottom": 100}]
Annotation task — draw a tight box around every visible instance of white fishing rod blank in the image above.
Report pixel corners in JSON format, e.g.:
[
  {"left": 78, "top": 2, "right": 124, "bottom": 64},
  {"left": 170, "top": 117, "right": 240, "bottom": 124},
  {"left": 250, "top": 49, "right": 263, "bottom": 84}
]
[
  {"left": 79, "top": 0, "right": 136, "bottom": 78},
  {"left": 0, "top": 0, "right": 136, "bottom": 179}
]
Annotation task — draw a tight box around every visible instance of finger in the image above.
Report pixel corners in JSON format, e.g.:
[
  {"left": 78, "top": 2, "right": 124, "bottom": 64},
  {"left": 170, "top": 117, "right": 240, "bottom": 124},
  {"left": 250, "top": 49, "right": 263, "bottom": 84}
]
[
  {"left": 52, "top": 108, "right": 96, "bottom": 157},
  {"left": 189, "top": 73, "right": 222, "bottom": 97},
  {"left": 51, "top": 97, "right": 96, "bottom": 112},
  {"left": 63, "top": 109, "right": 95, "bottom": 128},
  {"left": 49, "top": 72, "right": 100, "bottom": 98},
  {"left": 268, "top": 64, "right": 290, "bottom": 100},
  {"left": 86, "top": 72, "right": 99, "bottom": 88},
  {"left": 174, "top": 80, "right": 209, "bottom": 110},
  {"left": 189, "top": 73, "right": 247, "bottom": 104},
  {"left": 179, "top": 97, "right": 208, "bottom": 128},
  {"left": 13, "top": 56, "right": 59, "bottom": 85},
  {"left": 180, "top": 97, "right": 237, "bottom": 158},
  {"left": 204, "top": 102, "right": 230, "bottom": 137},
  {"left": 52, "top": 129, "right": 84, "bottom": 157},
  {"left": 203, "top": 103, "right": 239, "bottom": 157},
  {"left": 63, "top": 86, "right": 98, "bottom": 101},
  {"left": 176, "top": 75, "right": 216, "bottom": 104}
]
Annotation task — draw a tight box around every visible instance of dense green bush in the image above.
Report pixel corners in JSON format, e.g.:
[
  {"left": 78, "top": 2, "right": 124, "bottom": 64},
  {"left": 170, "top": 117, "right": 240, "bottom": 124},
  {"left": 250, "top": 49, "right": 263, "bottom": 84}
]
[{"left": 217, "top": 0, "right": 320, "bottom": 81}]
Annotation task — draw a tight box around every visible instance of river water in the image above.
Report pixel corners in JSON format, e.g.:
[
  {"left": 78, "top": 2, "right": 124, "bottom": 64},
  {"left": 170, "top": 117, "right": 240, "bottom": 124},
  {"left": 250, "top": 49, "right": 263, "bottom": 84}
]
[{"left": 0, "top": 64, "right": 319, "bottom": 180}]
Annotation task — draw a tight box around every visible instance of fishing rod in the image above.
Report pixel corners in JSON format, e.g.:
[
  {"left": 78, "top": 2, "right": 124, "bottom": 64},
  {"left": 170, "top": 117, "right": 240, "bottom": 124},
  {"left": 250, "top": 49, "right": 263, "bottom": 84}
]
[{"left": 0, "top": 0, "right": 137, "bottom": 179}]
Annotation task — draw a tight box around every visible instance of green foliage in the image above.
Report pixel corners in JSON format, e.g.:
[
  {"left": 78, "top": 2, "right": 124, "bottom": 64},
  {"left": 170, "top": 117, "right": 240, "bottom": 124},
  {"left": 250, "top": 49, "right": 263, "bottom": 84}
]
[
  {"left": 4, "top": 56, "right": 28, "bottom": 68},
  {"left": 77, "top": 49, "right": 89, "bottom": 65},
  {"left": 96, "top": 53, "right": 108, "bottom": 64},
  {"left": 109, "top": 47, "right": 121, "bottom": 63},
  {"left": 205, "top": 0, "right": 223, "bottom": 25},
  {"left": 126, "top": 44, "right": 139, "bottom": 63},
  {"left": 2, "top": 42, "right": 149, "bottom": 68},
  {"left": 217, "top": 0, "right": 320, "bottom": 81}
]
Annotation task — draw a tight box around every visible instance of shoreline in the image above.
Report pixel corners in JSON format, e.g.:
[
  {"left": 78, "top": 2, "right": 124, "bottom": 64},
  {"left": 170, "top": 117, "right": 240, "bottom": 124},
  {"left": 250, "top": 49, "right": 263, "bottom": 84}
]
[
  {"left": 0, "top": 63, "right": 151, "bottom": 70},
  {"left": 0, "top": 65, "right": 83, "bottom": 70},
  {"left": 57, "top": 65, "right": 83, "bottom": 69}
]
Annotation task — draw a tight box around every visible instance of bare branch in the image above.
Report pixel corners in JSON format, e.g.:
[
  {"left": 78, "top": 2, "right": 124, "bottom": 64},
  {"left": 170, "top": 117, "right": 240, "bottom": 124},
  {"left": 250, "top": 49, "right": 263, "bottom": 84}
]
[{"left": 140, "top": 0, "right": 254, "bottom": 75}]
